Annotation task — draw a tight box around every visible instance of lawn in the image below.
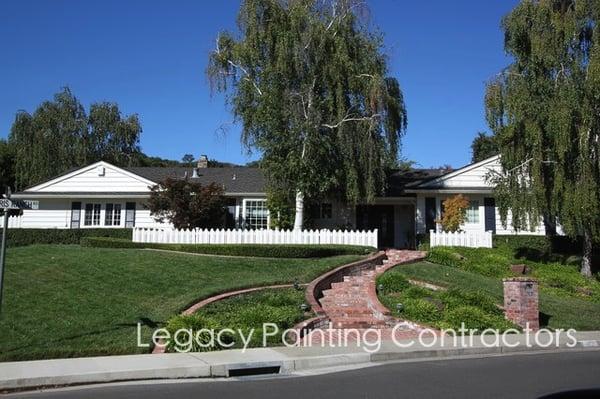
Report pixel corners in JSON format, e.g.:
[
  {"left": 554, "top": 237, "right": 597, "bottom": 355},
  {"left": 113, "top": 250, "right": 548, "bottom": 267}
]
[
  {"left": 390, "top": 261, "right": 600, "bottom": 331},
  {"left": 0, "top": 245, "right": 362, "bottom": 362}
]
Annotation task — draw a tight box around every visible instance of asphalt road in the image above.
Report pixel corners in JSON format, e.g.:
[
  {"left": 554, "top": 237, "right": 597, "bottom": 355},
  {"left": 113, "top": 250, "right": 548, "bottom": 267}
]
[{"left": 7, "top": 351, "right": 600, "bottom": 399}]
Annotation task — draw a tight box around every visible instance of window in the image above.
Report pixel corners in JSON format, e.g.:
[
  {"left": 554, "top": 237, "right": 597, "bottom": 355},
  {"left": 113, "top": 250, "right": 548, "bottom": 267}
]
[
  {"left": 105, "top": 203, "right": 122, "bottom": 226},
  {"left": 84, "top": 203, "right": 101, "bottom": 226},
  {"left": 465, "top": 200, "right": 480, "bottom": 224},
  {"left": 244, "top": 200, "right": 268, "bottom": 229}
]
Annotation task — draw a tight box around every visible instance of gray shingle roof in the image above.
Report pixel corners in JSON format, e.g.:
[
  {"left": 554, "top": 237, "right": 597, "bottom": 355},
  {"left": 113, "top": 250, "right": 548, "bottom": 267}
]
[{"left": 124, "top": 167, "right": 266, "bottom": 194}]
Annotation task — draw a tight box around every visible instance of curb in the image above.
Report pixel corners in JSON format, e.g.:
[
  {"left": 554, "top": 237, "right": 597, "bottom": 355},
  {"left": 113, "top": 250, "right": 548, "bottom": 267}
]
[{"left": 2, "top": 334, "right": 599, "bottom": 391}]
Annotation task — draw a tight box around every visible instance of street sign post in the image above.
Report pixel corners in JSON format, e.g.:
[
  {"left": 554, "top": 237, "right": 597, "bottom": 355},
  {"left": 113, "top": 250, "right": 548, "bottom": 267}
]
[{"left": 0, "top": 191, "right": 36, "bottom": 316}]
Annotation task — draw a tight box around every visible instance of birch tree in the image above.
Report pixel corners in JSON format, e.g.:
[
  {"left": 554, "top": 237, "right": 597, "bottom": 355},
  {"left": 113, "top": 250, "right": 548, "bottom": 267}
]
[
  {"left": 485, "top": 0, "right": 600, "bottom": 277},
  {"left": 207, "top": 0, "right": 407, "bottom": 230}
]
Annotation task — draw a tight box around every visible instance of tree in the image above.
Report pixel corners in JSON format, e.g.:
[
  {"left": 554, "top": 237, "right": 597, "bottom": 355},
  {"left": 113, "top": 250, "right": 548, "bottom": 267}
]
[
  {"left": 485, "top": 0, "right": 600, "bottom": 277},
  {"left": 471, "top": 131, "right": 498, "bottom": 163},
  {"left": 182, "top": 154, "right": 195, "bottom": 166},
  {"left": 207, "top": 0, "right": 407, "bottom": 230},
  {"left": 0, "top": 138, "right": 15, "bottom": 193},
  {"left": 438, "top": 194, "right": 470, "bottom": 232},
  {"left": 9, "top": 88, "right": 142, "bottom": 189},
  {"left": 147, "top": 178, "right": 226, "bottom": 229},
  {"left": 87, "top": 102, "right": 141, "bottom": 166}
]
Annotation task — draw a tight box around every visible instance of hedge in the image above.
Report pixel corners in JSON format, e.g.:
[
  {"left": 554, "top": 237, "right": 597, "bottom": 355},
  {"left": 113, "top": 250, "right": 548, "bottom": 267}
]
[
  {"left": 80, "top": 237, "right": 376, "bottom": 258},
  {"left": 0, "top": 229, "right": 132, "bottom": 247}
]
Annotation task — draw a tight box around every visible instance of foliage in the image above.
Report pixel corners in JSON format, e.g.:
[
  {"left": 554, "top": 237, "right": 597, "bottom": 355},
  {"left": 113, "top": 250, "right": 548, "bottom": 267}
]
[
  {"left": 181, "top": 154, "right": 195, "bottom": 166},
  {"left": 266, "top": 189, "right": 295, "bottom": 229},
  {"left": 80, "top": 237, "right": 375, "bottom": 258},
  {"left": 439, "top": 194, "right": 470, "bottom": 232},
  {"left": 378, "top": 272, "right": 410, "bottom": 293},
  {"left": 0, "top": 138, "right": 15, "bottom": 193},
  {"left": 376, "top": 269, "right": 515, "bottom": 331},
  {"left": 207, "top": 0, "right": 407, "bottom": 229},
  {"left": 470, "top": 131, "right": 498, "bottom": 163},
  {"left": 427, "top": 246, "right": 600, "bottom": 302},
  {"left": 165, "top": 314, "right": 229, "bottom": 352},
  {"left": 147, "top": 178, "right": 226, "bottom": 229},
  {"left": 0, "top": 228, "right": 131, "bottom": 248},
  {"left": 0, "top": 244, "right": 358, "bottom": 361},
  {"left": 485, "top": 0, "right": 600, "bottom": 276},
  {"left": 9, "top": 88, "right": 142, "bottom": 189}
]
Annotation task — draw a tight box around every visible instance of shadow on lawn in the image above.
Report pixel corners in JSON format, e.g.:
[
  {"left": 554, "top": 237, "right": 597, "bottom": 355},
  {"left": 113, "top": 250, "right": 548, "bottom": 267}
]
[{"left": 2, "top": 317, "right": 164, "bottom": 356}]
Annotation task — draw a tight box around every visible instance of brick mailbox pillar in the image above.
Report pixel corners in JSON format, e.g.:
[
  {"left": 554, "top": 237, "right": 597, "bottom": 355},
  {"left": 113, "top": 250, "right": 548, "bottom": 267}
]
[{"left": 503, "top": 278, "right": 539, "bottom": 330}]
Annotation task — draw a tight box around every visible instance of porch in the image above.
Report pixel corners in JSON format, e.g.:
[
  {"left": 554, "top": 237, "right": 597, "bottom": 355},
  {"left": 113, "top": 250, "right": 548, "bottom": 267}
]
[{"left": 356, "top": 199, "right": 416, "bottom": 249}]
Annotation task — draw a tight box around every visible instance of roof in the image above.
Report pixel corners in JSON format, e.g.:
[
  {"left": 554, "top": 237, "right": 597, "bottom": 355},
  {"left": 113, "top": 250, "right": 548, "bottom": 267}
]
[
  {"left": 385, "top": 168, "right": 450, "bottom": 196},
  {"left": 123, "top": 166, "right": 266, "bottom": 194}
]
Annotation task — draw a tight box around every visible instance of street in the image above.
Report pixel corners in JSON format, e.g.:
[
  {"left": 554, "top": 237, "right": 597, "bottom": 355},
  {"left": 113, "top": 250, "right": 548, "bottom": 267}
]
[{"left": 6, "top": 351, "right": 600, "bottom": 399}]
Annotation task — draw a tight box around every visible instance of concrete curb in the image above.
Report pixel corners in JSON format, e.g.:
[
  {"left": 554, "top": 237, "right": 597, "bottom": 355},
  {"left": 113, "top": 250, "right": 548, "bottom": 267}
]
[{"left": 1, "top": 332, "right": 599, "bottom": 391}]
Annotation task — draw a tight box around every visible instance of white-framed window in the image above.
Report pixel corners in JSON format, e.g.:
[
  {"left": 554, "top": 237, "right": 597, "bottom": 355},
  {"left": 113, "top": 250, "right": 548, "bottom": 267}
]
[
  {"left": 104, "top": 203, "right": 122, "bottom": 226},
  {"left": 84, "top": 203, "right": 101, "bottom": 226},
  {"left": 243, "top": 199, "right": 269, "bottom": 229},
  {"left": 465, "top": 200, "right": 480, "bottom": 224}
]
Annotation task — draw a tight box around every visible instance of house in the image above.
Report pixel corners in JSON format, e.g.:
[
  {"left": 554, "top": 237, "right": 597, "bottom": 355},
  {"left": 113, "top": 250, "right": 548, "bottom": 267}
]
[{"left": 8, "top": 155, "right": 547, "bottom": 248}]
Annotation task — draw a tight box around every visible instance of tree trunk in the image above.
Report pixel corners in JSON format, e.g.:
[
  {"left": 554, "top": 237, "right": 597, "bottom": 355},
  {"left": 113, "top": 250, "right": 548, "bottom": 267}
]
[
  {"left": 581, "top": 229, "right": 593, "bottom": 278},
  {"left": 293, "top": 190, "right": 304, "bottom": 231}
]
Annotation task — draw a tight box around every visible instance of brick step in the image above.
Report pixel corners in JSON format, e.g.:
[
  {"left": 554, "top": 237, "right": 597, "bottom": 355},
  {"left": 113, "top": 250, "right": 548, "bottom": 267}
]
[{"left": 324, "top": 309, "right": 376, "bottom": 316}]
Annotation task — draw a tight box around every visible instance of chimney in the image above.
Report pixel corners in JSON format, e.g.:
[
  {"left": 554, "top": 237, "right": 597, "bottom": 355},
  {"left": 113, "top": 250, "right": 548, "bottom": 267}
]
[{"left": 197, "top": 155, "right": 208, "bottom": 169}]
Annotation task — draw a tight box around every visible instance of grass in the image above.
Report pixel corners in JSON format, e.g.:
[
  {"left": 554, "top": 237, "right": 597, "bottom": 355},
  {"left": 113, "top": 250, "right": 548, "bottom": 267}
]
[
  {"left": 0, "top": 245, "right": 362, "bottom": 362},
  {"left": 393, "top": 261, "right": 600, "bottom": 331},
  {"left": 165, "top": 288, "right": 307, "bottom": 352}
]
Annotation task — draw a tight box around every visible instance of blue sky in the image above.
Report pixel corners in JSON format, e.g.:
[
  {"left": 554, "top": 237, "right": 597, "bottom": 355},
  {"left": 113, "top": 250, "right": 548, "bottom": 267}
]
[{"left": 0, "top": 0, "right": 518, "bottom": 168}]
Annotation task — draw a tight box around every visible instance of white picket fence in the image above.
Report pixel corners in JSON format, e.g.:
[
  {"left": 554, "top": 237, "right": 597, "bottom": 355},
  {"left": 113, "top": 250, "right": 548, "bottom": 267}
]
[
  {"left": 0, "top": 214, "right": 23, "bottom": 229},
  {"left": 133, "top": 227, "right": 378, "bottom": 247},
  {"left": 429, "top": 230, "right": 493, "bottom": 248}
]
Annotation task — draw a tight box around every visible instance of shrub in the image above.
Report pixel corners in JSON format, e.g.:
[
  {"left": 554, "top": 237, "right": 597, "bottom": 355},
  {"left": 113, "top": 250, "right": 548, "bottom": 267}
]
[
  {"left": 401, "top": 298, "right": 441, "bottom": 324},
  {"left": 377, "top": 272, "right": 410, "bottom": 293},
  {"left": 439, "top": 288, "right": 501, "bottom": 315},
  {"left": 426, "top": 247, "right": 465, "bottom": 268},
  {"left": 165, "top": 314, "right": 231, "bottom": 352},
  {"left": 441, "top": 305, "right": 515, "bottom": 331},
  {"left": 80, "top": 237, "right": 376, "bottom": 258},
  {"left": 1, "top": 228, "right": 132, "bottom": 247},
  {"left": 438, "top": 194, "right": 470, "bottom": 232}
]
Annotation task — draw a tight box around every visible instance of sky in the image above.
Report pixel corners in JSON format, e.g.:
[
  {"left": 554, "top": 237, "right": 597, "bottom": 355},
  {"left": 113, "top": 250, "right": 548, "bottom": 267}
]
[{"left": 0, "top": 0, "right": 519, "bottom": 169}]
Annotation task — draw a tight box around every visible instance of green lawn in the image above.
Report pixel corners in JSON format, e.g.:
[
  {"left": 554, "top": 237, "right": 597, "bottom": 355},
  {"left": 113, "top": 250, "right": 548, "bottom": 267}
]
[
  {"left": 394, "top": 261, "right": 600, "bottom": 331},
  {"left": 0, "top": 245, "right": 361, "bottom": 362}
]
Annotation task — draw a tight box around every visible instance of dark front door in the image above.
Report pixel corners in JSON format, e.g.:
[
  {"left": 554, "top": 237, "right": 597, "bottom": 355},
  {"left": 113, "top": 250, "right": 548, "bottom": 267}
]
[
  {"left": 356, "top": 205, "right": 395, "bottom": 248},
  {"left": 484, "top": 197, "right": 496, "bottom": 233}
]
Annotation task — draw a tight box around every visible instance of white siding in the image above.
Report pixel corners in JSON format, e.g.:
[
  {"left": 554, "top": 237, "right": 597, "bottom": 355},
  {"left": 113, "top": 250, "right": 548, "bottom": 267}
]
[
  {"left": 34, "top": 164, "right": 153, "bottom": 193},
  {"left": 19, "top": 199, "right": 71, "bottom": 228},
  {"left": 419, "top": 156, "right": 501, "bottom": 189}
]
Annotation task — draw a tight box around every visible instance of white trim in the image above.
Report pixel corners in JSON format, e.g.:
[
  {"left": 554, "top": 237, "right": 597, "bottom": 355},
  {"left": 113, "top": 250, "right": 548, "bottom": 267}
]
[
  {"left": 405, "top": 188, "right": 493, "bottom": 194},
  {"left": 241, "top": 198, "right": 270, "bottom": 229},
  {"left": 24, "top": 161, "right": 157, "bottom": 192},
  {"left": 11, "top": 193, "right": 150, "bottom": 199}
]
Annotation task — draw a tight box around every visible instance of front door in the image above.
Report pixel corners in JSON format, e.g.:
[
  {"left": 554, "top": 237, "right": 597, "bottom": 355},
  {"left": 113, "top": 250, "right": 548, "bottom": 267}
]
[{"left": 356, "top": 205, "right": 395, "bottom": 248}]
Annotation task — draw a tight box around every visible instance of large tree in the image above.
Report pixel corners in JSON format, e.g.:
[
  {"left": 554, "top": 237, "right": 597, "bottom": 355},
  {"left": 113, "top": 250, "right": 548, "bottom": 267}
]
[
  {"left": 485, "top": 0, "right": 600, "bottom": 276},
  {"left": 470, "top": 131, "right": 498, "bottom": 163},
  {"left": 207, "top": 0, "right": 407, "bottom": 230},
  {"left": 0, "top": 138, "right": 15, "bottom": 194},
  {"left": 9, "top": 88, "right": 142, "bottom": 189}
]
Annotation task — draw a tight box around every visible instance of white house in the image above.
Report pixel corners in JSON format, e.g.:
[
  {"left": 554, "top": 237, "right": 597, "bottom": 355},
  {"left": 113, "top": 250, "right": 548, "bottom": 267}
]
[{"left": 7, "top": 155, "right": 547, "bottom": 248}]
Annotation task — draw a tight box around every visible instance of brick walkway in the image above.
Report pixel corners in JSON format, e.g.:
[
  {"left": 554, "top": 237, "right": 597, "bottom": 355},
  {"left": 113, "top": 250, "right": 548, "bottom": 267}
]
[{"left": 303, "top": 249, "right": 427, "bottom": 346}]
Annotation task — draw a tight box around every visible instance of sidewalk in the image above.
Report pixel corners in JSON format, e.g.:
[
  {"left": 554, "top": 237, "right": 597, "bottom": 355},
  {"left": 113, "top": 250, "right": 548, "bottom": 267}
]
[{"left": 1, "top": 331, "right": 599, "bottom": 391}]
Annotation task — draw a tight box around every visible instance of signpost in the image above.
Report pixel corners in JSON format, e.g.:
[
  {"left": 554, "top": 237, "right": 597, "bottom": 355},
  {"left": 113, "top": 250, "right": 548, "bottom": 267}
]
[{"left": 0, "top": 190, "right": 35, "bottom": 316}]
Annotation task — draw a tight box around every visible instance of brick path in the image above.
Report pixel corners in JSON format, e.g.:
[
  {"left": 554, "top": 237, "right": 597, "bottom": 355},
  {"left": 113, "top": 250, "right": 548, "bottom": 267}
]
[{"left": 303, "top": 249, "right": 428, "bottom": 346}]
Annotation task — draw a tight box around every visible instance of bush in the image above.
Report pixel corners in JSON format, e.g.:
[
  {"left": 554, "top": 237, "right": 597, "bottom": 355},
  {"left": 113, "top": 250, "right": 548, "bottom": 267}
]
[
  {"left": 441, "top": 305, "right": 516, "bottom": 331},
  {"left": 165, "top": 314, "right": 231, "bottom": 352},
  {"left": 80, "top": 237, "right": 375, "bottom": 258},
  {"left": 377, "top": 272, "right": 410, "bottom": 293},
  {"left": 401, "top": 298, "right": 441, "bottom": 324},
  {"left": 1, "top": 228, "right": 132, "bottom": 247}
]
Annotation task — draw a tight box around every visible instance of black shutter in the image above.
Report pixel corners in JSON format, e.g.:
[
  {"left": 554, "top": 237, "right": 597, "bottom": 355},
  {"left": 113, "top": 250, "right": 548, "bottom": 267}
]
[
  {"left": 484, "top": 197, "right": 496, "bottom": 233},
  {"left": 425, "top": 197, "right": 436, "bottom": 232},
  {"left": 70, "top": 202, "right": 81, "bottom": 229},
  {"left": 125, "top": 202, "right": 136, "bottom": 228}
]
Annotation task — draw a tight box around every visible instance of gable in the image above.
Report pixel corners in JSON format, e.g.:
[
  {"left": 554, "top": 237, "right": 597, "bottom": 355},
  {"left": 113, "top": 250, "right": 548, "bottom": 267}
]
[
  {"left": 26, "top": 162, "right": 157, "bottom": 193},
  {"left": 417, "top": 156, "right": 501, "bottom": 189}
]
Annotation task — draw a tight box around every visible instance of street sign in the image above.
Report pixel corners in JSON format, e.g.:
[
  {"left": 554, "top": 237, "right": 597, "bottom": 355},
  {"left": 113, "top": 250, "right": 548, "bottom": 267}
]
[
  {"left": 0, "top": 199, "right": 19, "bottom": 210},
  {"left": 0, "top": 199, "right": 39, "bottom": 210}
]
